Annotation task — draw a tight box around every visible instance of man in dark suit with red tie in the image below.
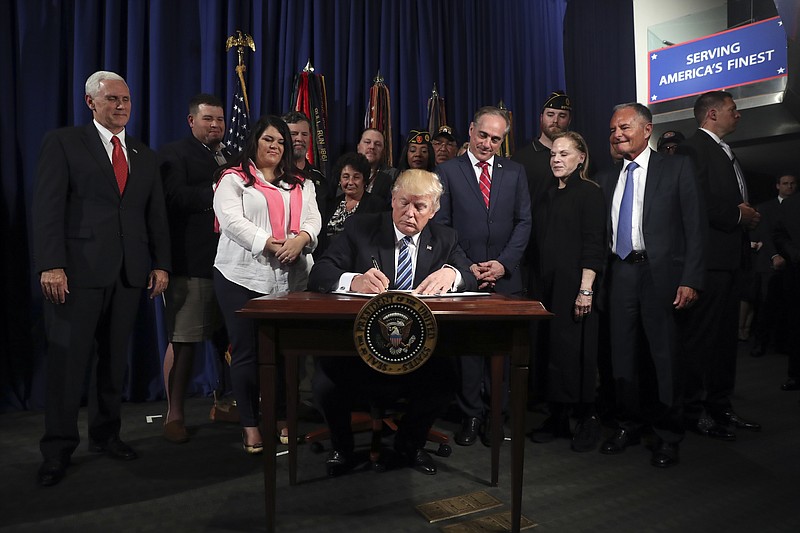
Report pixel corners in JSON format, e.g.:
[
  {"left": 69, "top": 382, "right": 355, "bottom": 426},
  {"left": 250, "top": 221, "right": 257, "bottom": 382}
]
[
  {"left": 308, "top": 169, "right": 477, "bottom": 476},
  {"left": 677, "top": 91, "right": 762, "bottom": 439},
  {"left": 33, "top": 71, "right": 171, "bottom": 486},
  {"left": 597, "top": 103, "right": 705, "bottom": 468},
  {"left": 433, "top": 106, "right": 532, "bottom": 447}
]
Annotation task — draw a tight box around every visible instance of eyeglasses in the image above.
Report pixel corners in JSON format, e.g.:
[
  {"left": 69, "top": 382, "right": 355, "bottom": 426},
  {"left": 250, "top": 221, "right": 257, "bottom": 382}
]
[{"left": 432, "top": 140, "right": 457, "bottom": 149}]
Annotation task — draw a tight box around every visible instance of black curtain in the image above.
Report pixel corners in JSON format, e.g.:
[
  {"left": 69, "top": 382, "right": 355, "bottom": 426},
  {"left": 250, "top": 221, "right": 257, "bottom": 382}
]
[
  {"left": 564, "top": 0, "right": 636, "bottom": 174},
  {"left": 2, "top": 0, "right": 575, "bottom": 412}
]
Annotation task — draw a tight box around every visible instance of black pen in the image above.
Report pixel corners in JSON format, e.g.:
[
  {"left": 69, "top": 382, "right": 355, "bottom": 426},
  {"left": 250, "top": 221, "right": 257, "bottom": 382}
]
[{"left": 371, "top": 256, "right": 381, "bottom": 271}]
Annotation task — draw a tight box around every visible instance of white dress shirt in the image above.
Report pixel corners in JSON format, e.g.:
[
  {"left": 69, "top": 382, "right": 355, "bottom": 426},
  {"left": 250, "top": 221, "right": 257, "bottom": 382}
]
[
  {"left": 466, "top": 150, "right": 495, "bottom": 183},
  {"left": 611, "top": 147, "right": 652, "bottom": 255},
  {"left": 93, "top": 119, "right": 129, "bottom": 169}
]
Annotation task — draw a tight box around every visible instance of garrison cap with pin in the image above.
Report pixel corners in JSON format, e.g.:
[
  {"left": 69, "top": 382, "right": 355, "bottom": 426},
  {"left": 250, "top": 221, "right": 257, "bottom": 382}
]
[{"left": 542, "top": 91, "right": 572, "bottom": 112}]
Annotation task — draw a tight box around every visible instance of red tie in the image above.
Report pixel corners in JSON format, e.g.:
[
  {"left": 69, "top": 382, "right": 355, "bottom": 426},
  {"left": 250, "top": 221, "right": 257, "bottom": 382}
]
[
  {"left": 478, "top": 161, "right": 491, "bottom": 207},
  {"left": 111, "top": 135, "right": 128, "bottom": 194}
]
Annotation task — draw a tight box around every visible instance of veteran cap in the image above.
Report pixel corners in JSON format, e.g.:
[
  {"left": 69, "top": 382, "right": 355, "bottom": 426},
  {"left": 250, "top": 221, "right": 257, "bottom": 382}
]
[
  {"left": 406, "top": 129, "right": 431, "bottom": 145},
  {"left": 542, "top": 91, "right": 572, "bottom": 112},
  {"left": 433, "top": 125, "right": 457, "bottom": 143},
  {"left": 657, "top": 130, "right": 685, "bottom": 151}
]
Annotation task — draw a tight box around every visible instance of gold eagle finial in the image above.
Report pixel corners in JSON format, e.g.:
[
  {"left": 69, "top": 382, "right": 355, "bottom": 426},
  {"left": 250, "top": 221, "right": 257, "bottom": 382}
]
[{"left": 225, "top": 30, "right": 255, "bottom": 67}]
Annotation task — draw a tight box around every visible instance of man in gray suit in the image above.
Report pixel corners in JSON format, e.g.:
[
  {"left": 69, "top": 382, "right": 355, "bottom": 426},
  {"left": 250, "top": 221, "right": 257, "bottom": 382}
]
[{"left": 33, "top": 71, "right": 171, "bottom": 486}]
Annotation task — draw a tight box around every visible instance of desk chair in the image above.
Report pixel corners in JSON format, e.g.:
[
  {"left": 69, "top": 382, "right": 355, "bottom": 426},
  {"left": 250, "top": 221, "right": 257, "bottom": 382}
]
[{"left": 303, "top": 404, "right": 452, "bottom": 472}]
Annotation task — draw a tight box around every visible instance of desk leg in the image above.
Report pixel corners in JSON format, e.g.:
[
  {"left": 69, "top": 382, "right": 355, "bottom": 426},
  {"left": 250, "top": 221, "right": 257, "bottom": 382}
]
[
  {"left": 510, "top": 326, "right": 529, "bottom": 533},
  {"left": 258, "top": 324, "right": 277, "bottom": 533},
  {"left": 490, "top": 352, "right": 503, "bottom": 486},
  {"left": 286, "top": 352, "right": 299, "bottom": 485}
]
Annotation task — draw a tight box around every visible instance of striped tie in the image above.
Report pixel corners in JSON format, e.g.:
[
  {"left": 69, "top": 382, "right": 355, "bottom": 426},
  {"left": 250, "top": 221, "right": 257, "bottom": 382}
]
[
  {"left": 395, "top": 236, "right": 413, "bottom": 290},
  {"left": 478, "top": 161, "right": 491, "bottom": 207}
]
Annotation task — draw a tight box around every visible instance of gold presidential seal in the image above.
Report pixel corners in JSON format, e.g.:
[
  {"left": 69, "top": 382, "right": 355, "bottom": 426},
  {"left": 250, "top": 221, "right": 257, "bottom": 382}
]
[{"left": 353, "top": 291, "right": 438, "bottom": 375}]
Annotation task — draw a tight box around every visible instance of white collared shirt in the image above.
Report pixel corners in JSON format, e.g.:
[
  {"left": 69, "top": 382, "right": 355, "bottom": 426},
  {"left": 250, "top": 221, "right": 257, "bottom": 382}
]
[
  {"left": 611, "top": 147, "right": 652, "bottom": 255},
  {"left": 93, "top": 119, "right": 129, "bottom": 169},
  {"left": 466, "top": 150, "right": 495, "bottom": 183},
  {"left": 392, "top": 225, "right": 420, "bottom": 284}
]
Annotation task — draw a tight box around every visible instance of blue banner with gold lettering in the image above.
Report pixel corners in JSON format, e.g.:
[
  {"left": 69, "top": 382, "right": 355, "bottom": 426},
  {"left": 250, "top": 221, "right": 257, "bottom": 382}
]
[{"left": 648, "top": 17, "right": 787, "bottom": 103}]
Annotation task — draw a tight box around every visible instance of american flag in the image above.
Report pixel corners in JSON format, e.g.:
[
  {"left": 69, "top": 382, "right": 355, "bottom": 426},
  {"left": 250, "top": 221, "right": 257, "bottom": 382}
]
[{"left": 226, "top": 73, "right": 250, "bottom": 154}]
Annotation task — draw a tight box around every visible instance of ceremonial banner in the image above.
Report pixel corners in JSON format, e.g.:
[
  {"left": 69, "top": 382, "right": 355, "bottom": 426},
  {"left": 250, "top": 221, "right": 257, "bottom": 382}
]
[
  {"left": 497, "top": 100, "right": 514, "bottom": 158},
  {"left": 426, "top": 84, "right": 447, "bottom": 137},
  {"left": 290, "top": 60, "right": 330, "bottom": 177},
  {"left": 365, "top": 71, "right": 393, "bottom": 167},
  {"left": 648, "top": 17, "right": 788, "bottom": 104}
]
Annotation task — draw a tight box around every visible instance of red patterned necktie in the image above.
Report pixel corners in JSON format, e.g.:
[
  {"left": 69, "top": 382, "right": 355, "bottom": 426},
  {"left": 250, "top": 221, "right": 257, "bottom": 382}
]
[
  {"left": 478, "top": 161, "right": 491, "bottom": 207},
  {"left": 111, "top": 135, "right": 128, "bottom": 194}
]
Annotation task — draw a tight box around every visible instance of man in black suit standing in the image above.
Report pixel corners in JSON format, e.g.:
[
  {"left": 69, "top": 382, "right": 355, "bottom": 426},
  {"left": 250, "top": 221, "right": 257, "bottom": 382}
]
[
  {"left": 677, "top": 91, "right": 762, "bottom": 439},
  {"left": 774, "top": 189, "right": 800, "bottom": 393},
  {"left": 434, "top": 106, "right": 532, "bottom": 447},
  {"left": 750, "top": 173, "right": 796, "bottom": 360},
  {"left": 308, "top": 169, "right": 477, "bottom": 476},
  {"left": 33, "top": 71, "right": 171, "bottom": 486},
  {"left": 158, "top": 93, "right": 231, "bottom": 443},
  {"left": 597, "top": 103, "right": 705, "bottom": 468}
]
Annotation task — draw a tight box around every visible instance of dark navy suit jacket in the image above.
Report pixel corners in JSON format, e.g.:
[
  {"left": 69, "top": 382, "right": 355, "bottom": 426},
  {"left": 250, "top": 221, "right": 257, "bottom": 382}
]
[
  {"left": 33, "top": 123, "right": 171, "bottom": 287},
  {"left": 433, "top": 153, "right": 531, "bottom": 295}
]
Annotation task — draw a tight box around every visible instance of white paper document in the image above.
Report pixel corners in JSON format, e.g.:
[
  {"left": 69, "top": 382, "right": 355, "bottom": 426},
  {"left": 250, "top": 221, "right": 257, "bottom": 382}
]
[{"left": 331, "top": 290, "right": 491, "bottom": 298}]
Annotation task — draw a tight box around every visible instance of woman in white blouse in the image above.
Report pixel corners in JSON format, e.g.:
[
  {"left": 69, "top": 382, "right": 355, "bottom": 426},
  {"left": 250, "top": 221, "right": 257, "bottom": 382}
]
[{"left": 213, "top": 115, "right": 321, "bottom": 453}]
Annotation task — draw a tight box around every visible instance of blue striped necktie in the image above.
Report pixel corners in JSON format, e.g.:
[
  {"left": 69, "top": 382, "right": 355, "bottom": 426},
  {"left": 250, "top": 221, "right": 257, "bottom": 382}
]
[{"left": 395, "top": 236, "right": 413, "bottom": 290}]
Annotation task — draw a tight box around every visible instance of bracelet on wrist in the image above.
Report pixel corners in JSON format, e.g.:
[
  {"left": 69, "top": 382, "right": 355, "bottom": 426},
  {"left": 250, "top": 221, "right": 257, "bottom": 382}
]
[{"left": 579, "top": 289, "right": 593, "bottom": 296}]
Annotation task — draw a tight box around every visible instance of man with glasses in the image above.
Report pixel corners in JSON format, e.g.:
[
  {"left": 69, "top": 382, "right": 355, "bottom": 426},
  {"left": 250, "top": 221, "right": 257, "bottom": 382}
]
[
  {"left": 657, "top": 130, "right": 685, "bottom": 155},
  {"left": 432, "top": 125, "right": 459, "bottom": 165}
]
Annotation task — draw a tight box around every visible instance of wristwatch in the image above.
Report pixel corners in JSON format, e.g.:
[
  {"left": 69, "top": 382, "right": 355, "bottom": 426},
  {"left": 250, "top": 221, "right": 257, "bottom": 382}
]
[{"left": 578, "top": 289, "right": 593, "bottom": 296}]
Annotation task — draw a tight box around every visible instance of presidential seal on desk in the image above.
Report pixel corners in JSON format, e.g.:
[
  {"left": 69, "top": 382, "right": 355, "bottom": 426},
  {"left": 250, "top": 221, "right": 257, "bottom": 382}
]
[{"left": 353, "top": 292, "right": 438, "bottom": 375}]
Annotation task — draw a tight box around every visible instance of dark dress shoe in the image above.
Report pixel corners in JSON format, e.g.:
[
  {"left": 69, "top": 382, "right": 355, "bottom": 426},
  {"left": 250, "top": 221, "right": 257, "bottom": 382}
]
[
  {"left": 599, "top": 428, "right": 640, "bottom": 455},
  {"left": 571, "top": 414, "right": 601, "bottom": 453},
  {"left": 480, "top": 418, "right": 505, "bottom": 447},
  {"left": 782, "top": 378, "right": 800, "bottom": 391},
  {"left": 37, "top": 459, "right": 67, "bottom": 487},
  {"left": 89, "top": 438, "right": 138, "bottom": 460},
  {"left": 651, "top": 441, "right": 679, "bottom": 468},
  {"left": 454, "top": 417, "right": 481, "bottom": 446},
  {"left": 688, "top": 417, "right": 736, "bottom": 441},
  {"left": 715, "top": 410, "right": 761, "bottom": 432},
  {"left": 409, "top": 448, "right": 437, "bottom": 475},
  {"left": 326, "top": 450, "right": 352, "bottom": 477}
]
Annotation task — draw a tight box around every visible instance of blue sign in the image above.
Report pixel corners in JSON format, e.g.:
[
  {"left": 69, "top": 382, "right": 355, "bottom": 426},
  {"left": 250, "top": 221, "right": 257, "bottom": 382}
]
[{"left": 649, "top": 17, "right": 788, "bottom": 103}]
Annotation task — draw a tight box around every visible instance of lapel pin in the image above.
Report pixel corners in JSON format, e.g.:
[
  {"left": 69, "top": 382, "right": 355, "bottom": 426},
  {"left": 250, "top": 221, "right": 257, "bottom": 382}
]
[{"left": 426, "top": 245, "right": 432, "bottom": 250}]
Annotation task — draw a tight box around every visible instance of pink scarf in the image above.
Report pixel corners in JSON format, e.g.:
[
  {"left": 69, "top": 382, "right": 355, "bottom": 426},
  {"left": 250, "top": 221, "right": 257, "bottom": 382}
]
[{"left": 214, "top": 163, "right": 304, "bottom": 239}]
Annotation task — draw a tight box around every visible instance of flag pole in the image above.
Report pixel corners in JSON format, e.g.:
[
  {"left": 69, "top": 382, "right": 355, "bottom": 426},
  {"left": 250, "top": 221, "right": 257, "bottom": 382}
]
[
  {"left": 224, "top": 30, "right": 256, "bottom": 153},
  {"left": 225, "top": 30, "right": 256, "bottom": 114}
]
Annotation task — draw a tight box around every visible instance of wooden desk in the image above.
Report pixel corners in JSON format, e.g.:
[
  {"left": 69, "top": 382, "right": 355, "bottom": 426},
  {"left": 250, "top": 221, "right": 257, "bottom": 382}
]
[{"left": 239, "top": 292, "right": 551, "bottom": 533}]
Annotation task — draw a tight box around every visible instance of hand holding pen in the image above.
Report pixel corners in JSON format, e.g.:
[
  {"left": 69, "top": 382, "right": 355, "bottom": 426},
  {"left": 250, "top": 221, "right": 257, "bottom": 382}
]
[{"left": 351, "top": 256, "right": 390, "bottom": 293}]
